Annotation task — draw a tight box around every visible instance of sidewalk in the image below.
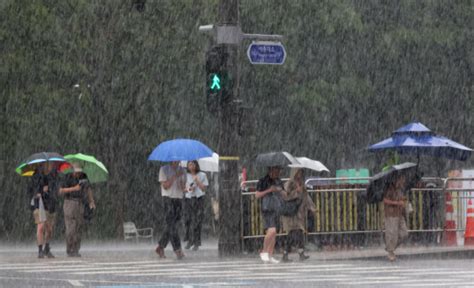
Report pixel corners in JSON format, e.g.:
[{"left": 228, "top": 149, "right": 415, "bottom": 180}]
[{"left": 1, "top": 238, "right": 473, "bottom": 263}]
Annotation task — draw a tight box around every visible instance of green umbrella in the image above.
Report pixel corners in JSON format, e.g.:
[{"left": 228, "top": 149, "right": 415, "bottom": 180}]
[{"left": 64, "top": 153, "right": 108, "bottom": 183}]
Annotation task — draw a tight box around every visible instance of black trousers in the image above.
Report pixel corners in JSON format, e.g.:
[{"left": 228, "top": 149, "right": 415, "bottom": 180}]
[
  {"left": 158, "top": 197, "right": 182, "bottom": 251},
  {"left": 184, "top": 196, "right": 205, "bottom": 246},
  {"left": 284, "top": 229, "right": 305, "bottom": 253}
]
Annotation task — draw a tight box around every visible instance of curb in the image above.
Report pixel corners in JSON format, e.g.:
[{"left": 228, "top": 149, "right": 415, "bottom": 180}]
[{"left": 346, "top": 248, "right": 474, "bottom": 261}]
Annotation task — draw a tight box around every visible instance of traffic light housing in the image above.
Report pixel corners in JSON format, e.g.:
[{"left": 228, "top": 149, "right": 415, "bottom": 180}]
[{"left": 205, "top": 46, "right": 229, "bottom": 113}]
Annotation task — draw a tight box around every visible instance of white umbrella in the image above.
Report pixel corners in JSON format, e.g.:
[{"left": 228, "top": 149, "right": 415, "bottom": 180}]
[
  {"left": 289, "top": 157, "right": 330, "bottom": 172},
  {"left": 180, "top": 153, "right": 219, "bottom": 172}
]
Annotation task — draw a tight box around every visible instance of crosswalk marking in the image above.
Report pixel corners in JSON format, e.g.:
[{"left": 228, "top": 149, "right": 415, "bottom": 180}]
[
  {"left": 1, "top": 258, "right": 473, "bottom": 287},
  {"left": 400, "top": 283, "right": 474, "bottom": 287},
  {"left": 67, "top": 280, "right": 84, "bottom": 287}
]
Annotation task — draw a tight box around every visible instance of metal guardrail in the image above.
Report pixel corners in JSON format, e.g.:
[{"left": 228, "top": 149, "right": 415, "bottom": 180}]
[{"left": 240, "top": 177, "right": 474, "bottom": 248}]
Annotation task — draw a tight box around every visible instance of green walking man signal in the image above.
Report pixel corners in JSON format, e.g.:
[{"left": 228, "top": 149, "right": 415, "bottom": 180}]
[{"left": 210, "top": 74, "right": 221, "bottom": 90}]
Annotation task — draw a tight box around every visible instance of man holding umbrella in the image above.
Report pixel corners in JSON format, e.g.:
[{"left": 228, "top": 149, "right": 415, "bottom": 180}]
[
  {"left": 62, "top": 153, "right": 106, "bottom": 257},
  {"left": 368, "top": 163, "right": 418, "bottom": 261},
  {"left": 155, "top": 161, "right": 187, "bottom": 260},
  {"left": 383, "top": 174, "right": 409, "bottom": 261},
  {"left": 60, "top": 163, "right": 96, "bottom": 257}
]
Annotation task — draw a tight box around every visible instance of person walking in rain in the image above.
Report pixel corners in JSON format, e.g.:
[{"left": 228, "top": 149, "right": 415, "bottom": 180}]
[
  {"left": 155, "top": 161, "right": 186, "bottom": 260},
  {"left": 255, "top": 166, "right": 284, "bottom": 264},
  {"left": 28, "top": 163, "right": 60, "bottom": 258},
  {"left": 184, "top": 160, "right": 209, "bottom": 251},
  {"left": 281, "top": 168, "right": 315, "bottom": 262},
  {"left": 60, "top": 164, "right": 96, "bottom": 257},
  {"left": 384, "top": 174, "right": 409, "bottom": 261}
]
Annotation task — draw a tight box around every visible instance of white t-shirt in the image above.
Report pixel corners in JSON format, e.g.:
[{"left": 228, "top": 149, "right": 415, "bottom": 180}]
[
  {"left": 159, "top": 165, "right": 186, "bottom": 199},
  {"left": 185, "top": 172, "right": 209, "bottom": 198}
]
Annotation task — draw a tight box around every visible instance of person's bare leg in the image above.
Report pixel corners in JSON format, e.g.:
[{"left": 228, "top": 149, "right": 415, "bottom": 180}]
[
  {"left": 37, "top": 223, "right": 44, "bottom": 246},
  {"left": 262, "top": 232, "right": 271, "bottom": 253},
  {"left": 269, "top": 234, "right": 276, "bottom": 255},
  {"left": 37, "top": 223, "right": 45, "bottom": 258},
  {"left": 263, "top": 228, "right": 276, "bottom": 253},
  {"left": 267, "top": 228, "right": 277, "bottom": 255}
]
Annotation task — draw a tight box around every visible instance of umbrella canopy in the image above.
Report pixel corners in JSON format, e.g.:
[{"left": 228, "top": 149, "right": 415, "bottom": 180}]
[
  {"left": 256, "top": 151, "right": 299, "bottom": 167},
  {"left": 64, "top": 153, "right": 108, "bottom": 184},
  {"left": 15, "top": 152, "right": 71, "bottom": 176},
  {"left": 181, "top": 153, "right": 219, "bottom": 172},
  {"left": 368, "top": 122, "right": 472, "bottom": 161},
  {"left": 366, "top": 162, "right": 420, "bottom": 203},
  {"left": 289, "top": 157, "right": 330, "bottom": 172},
  {"left": 148, "top": 139, "right": 214, "bottom": 162}
]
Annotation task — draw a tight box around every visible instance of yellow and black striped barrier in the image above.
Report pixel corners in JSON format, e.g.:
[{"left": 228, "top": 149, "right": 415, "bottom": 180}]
[{"left": 241, "top": 180, "right": 445, "bottom": 240}]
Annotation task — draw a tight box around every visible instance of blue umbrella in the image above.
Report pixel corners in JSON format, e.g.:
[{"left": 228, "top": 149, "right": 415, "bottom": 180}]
[
  {"left": 148, "top": 139, "right": 214, "bottom": 162},
  {"left": 368, "top": 122, "right": 472, "bottom": 161}
]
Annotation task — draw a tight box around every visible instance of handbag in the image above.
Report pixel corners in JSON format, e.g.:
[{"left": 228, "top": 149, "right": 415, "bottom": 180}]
[
  {"left": 261, "top": 193, "right": 282, "bottom": 213},
  {"left": 280, "top": 197, "right": 302, "bottom": 216},
  {"left": 83, "top": 202, "right": 95, "bottom": 221}
]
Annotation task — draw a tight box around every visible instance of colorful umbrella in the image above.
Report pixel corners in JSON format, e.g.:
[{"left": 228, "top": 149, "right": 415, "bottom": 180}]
[
  {"left": 15, "top": 152, "right": 72, "bottom": 176},
  {"left": 64, "top": 153, "right": 108, "bottom": 184},
  {"left": 148, "top": 139, "right": 214, "bottom": 162}
]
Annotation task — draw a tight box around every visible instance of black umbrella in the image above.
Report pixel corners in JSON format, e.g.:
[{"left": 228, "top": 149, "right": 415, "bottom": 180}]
[
  {"left": 366, "top": 162, "right": 421, "bottom": 203},
  {"left": 255, "top": 151, "right": 300, "bottom": 167}
]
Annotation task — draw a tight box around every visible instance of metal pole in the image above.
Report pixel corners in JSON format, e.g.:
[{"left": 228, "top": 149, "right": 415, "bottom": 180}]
[{"left": 217, "top": 0, "right": 242, "bottom": 256}]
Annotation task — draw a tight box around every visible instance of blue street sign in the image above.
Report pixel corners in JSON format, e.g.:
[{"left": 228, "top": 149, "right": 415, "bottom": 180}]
[{"left": 247, "top": 41, "right": 286, "bottom": 65}]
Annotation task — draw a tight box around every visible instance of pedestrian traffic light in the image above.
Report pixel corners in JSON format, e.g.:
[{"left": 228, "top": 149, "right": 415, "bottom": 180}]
[
  {"left": 209, "top": 73, "right": 221, "bottom": 91},
  {"left": 205, "top": 46, "right": 228, "bottom": 113}
]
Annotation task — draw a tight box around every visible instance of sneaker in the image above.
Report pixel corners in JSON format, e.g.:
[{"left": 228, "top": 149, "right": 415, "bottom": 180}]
[
  {"left": 269, "top": 257, "right": 280, "bottom": 264},
  {"left": 175, "top": 249, "right": 185, "bottom": 260},
  {"left": 259, "top": 252, "right": 270, "bottom": 263},
  {"left": 185, "top": 242, "right": 193, "bottom": 250},
  {"left": 155, "top": 245, "right": 166, "bottom": 259},
  {"left": 192, "top": 245, "right": 199, "bottom": 251},
  {"left": 38, "top": 251, "right": 44, "bottom": 259},
  {"left": 299, "top": 252, "right": 310, "bottom": 261},
  {"left": 281, "top": 253, "right": 293, "bottom": 263},
  {"left": 388, "top": 252, "right": 396, "bottom": 262}
]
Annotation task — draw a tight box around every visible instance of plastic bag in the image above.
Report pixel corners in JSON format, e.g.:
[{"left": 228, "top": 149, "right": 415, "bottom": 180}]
[{"left": 38, "top": 197, "right": 47, "bottom": 223}]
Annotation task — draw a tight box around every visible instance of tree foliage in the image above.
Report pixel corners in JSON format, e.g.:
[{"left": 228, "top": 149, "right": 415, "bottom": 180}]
[{"left": 0, "top": 0, "right": 472, "bottom": 239}]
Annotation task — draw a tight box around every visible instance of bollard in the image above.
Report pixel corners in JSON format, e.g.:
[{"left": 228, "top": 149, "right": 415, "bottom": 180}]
[{"left": 443, "top": 192, "right": 457, "bottom": 246}]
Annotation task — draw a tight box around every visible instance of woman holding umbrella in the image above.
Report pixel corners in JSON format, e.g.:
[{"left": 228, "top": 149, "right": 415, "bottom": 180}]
[
  {"left": 255, "top": 166, "right": 284, "bottom": 264},
  {"left": 281, "top": 168, "right": 315, "bottom": 262},
  {"left": 19, "top": 152, "right": 71, "bottom": 258},
  {"left": 29, "top": 163, "right": 70, "bottom": 258},
  {"left": 28, "top": 165, "right": 55, "bottom": 258}
]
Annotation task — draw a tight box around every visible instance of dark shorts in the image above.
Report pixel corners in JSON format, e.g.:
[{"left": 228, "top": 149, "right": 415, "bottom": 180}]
[{"left": 262, "top": 212, "right": 280, "bottom": 231}]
